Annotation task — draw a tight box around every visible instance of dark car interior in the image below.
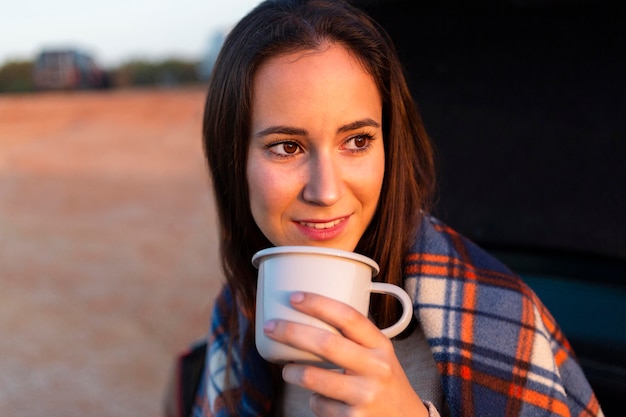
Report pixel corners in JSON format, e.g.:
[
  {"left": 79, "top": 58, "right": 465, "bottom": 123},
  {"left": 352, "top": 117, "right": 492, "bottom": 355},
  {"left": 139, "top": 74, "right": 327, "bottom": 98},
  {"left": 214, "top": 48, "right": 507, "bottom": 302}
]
[{"left": 353, "top": 0, "right": 626, "bottom": 414}]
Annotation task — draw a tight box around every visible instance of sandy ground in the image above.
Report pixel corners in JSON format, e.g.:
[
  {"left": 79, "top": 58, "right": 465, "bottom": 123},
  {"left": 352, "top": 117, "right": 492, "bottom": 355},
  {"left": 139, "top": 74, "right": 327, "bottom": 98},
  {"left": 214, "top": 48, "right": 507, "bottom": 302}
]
[{"left": 0, "top": 87, "right": 224, "bottom": 417}]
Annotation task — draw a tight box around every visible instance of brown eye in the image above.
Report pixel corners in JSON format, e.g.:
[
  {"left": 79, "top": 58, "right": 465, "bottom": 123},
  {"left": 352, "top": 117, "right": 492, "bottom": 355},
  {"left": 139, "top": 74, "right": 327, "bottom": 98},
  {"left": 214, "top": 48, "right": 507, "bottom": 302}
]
[
  {"left": 354, "top": 136, "right": 368, "bottom": 148},
  {"left": 267, "top": 140, "right": 302, "bottom": 157},
  {"left": 283, "top": 142, "right": 298, "bottom": 154},
  {"left": 344, "top": 134, "right": 374, "bottom": 152}
]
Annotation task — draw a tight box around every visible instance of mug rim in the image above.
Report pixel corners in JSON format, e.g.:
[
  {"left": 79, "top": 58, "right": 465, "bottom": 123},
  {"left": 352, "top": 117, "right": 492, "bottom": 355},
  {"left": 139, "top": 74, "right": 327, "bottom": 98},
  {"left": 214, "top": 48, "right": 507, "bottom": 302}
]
[{"left": 252, "top": 246, "right": 380, "bottom": 277}]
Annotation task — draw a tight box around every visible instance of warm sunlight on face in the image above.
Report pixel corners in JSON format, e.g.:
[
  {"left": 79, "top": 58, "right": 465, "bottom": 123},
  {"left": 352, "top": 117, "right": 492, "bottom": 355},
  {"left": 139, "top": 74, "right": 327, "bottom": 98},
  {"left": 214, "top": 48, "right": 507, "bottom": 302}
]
[{"left": 247, "top": 43, "right": 385, "bottom": 251}]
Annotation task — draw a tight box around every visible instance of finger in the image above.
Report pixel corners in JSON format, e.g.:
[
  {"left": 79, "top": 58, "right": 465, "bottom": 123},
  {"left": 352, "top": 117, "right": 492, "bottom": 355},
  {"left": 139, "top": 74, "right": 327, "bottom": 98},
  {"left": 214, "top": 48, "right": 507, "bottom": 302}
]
[
  {"left": 309, "top": 392, "right": 351, "bottom": 417},
  {"left": 289, "top": 292, "right": 388, "bottom": 348},
  {"left": 282, "top": 364, "right": 364, "bottom": 405},
  {"left": 264, "top": 318, "right": 387, "bottom": 374}
]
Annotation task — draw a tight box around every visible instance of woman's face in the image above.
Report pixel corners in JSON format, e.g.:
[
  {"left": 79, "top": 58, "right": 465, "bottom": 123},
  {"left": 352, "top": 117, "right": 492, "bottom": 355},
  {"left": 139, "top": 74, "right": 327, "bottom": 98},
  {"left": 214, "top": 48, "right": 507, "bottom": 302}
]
[{"left": 247, "top": 44, "right": 385, "bottom": 251}]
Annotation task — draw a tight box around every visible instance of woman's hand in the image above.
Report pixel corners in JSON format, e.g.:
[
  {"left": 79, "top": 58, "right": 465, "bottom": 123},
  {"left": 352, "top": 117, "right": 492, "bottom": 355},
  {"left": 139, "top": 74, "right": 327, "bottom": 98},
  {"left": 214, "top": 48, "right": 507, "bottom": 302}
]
[{"left": 263, "top": 291, "right": 429, "bottom": 417}]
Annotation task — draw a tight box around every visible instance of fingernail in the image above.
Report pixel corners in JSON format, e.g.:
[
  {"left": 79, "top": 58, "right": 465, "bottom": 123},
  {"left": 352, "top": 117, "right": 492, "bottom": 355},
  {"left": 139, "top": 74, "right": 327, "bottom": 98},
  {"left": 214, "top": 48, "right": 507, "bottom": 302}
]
[
  {"left": 263, "top": 320, "right": 276, "bottom": 333},
  {"left": 290, "top": 292, "right": 304, "bottom": 303}
]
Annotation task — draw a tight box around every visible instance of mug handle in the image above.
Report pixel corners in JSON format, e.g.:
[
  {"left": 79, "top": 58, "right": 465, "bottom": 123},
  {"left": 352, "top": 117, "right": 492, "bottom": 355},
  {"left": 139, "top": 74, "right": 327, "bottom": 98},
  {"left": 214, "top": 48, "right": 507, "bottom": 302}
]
[{"left": 370, "top": 283, "right": 413, "bottom": 338}]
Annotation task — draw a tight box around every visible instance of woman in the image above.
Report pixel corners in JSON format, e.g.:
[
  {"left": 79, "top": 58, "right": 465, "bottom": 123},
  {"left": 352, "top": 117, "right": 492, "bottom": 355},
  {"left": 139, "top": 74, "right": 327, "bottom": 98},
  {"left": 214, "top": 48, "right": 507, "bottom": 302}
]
[{"left": 192, "top": 1, "right": 602, "bottom": 416}]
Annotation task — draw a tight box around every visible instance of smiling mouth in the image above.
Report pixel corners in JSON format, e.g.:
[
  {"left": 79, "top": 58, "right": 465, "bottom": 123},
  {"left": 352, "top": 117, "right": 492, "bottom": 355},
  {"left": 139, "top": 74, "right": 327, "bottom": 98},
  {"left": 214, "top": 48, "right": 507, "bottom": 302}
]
[{"left": 298, "top": 218, "right": 343, "bottom": 229}]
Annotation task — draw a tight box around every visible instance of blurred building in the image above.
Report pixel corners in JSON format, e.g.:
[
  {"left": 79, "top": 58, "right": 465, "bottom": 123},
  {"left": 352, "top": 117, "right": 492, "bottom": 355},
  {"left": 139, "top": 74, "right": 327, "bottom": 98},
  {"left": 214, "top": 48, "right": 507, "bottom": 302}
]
[{"left": 32, "top": 49, "right": 109, "bottom": 90}]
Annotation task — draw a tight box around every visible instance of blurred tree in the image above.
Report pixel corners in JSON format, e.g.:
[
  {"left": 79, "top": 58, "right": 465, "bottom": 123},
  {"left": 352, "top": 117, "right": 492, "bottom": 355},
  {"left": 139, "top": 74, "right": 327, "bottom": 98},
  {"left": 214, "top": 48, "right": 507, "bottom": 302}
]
[
  {"left": 0, "top": 60, "right": 35, "bottom": 93},
  {"left": 112, "top": 59, "right": 200, "bottom": 87},
  {"left": 0, "top": 57, "right": 201, "bottom": 91}
]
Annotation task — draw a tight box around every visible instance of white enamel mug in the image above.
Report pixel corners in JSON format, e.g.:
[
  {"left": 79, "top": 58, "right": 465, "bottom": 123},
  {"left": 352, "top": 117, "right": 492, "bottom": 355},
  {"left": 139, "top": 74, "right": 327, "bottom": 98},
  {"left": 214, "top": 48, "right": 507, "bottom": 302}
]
[{"left": 252, "top": 246, "right": 413, "bottom": 366}]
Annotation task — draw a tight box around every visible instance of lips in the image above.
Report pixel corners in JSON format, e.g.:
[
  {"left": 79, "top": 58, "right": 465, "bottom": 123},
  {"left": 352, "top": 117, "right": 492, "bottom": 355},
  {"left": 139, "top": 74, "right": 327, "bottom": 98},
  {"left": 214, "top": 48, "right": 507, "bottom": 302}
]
[
  {"left": 293, "top": 216, "right": 350, "bottom": 242},
  {"left": 298, "top": 218, "right": 343, "bottom": 229}
]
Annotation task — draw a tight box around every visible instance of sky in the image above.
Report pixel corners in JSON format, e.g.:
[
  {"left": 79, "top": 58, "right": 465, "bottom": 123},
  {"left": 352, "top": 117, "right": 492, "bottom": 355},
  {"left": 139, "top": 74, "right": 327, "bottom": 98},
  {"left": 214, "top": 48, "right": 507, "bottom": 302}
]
[{"left": 0, "top": 0, "right": 262, "bottom": 68}]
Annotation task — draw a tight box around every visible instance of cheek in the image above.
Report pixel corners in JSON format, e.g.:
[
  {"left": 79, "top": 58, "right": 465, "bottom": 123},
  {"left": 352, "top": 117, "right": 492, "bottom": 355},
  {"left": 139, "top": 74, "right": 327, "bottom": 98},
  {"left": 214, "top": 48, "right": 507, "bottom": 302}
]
[
  {"left": 247, "top": 160, "right": 289, "bottom": 222},
  {"left": 246, "top": 163, "right": 269, "bottom": 218},
  {"left": 360, "top": 153, "right": 385, "bottom": 206},
  {"left": 369, "top": 171, "right": 385, "bottom": 210}
]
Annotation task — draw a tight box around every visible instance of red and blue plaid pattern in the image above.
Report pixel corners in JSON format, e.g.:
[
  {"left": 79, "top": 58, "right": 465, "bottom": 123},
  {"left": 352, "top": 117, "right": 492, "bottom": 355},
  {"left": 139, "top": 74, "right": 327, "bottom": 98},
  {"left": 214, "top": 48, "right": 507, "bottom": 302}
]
[
  {"left": 192, "top": 215, "right": 603, "bottom": 417},
  {"left": 405, "top": 218, "right": 602, "bottom": 417}
]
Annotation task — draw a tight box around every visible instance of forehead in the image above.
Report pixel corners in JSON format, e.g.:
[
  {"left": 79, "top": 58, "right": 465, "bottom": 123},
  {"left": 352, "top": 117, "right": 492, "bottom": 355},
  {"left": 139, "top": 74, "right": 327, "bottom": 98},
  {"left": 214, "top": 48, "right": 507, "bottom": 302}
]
[
  {"left": 250, "top": 44, "right": 381, "bottom": 126},
  {"left": 254, "top": 42, "right": 373, "bottom": 83}
]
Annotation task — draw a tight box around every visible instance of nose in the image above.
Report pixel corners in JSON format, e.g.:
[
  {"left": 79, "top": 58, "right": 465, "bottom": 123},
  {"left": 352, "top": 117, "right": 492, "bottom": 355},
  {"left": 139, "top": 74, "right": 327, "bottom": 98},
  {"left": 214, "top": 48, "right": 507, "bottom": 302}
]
[{"left": 301, "top": 152, "right": 345, "bottom": 206}]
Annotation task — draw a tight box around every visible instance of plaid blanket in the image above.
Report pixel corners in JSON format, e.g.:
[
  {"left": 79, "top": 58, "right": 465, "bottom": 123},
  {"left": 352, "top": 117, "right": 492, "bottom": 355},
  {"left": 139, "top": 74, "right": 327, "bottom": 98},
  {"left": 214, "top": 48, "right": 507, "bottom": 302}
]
[{"left": 192, "top": 215, "right": 603, "bottom": 417}]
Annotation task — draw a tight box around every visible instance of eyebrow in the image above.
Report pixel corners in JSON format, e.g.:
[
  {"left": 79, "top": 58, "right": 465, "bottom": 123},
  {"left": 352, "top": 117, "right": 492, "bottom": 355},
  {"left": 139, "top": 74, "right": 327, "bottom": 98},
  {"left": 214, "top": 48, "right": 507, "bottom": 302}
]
[{"left": 254, "top": 118, "right": 380, "bottom": 138}]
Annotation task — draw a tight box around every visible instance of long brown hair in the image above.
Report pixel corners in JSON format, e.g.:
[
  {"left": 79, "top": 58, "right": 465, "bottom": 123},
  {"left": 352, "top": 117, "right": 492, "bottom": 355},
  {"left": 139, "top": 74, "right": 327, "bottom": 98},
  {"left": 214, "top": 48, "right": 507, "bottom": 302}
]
[{"left": 202, "top": 0, "right": 435, "bottom": 406}]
